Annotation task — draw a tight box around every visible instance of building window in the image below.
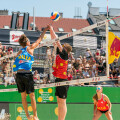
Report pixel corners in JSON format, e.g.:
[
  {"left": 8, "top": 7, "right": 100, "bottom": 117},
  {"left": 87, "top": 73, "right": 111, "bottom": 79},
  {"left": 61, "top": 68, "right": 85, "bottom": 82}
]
[
  {"left": 72, "top": 28, "right": 77, "bottom": 32},
  {"left": 4, "top": 26, "right": 9, "bottom": 29},
  {"left": 58, "top": 28, "right": 64, "bottom": 32},
  {"left": 87, "top": 29, "right": 92, "bottom": 32},
  {"left": 108, "top": 18, "right": 116, "bottom": 25}
]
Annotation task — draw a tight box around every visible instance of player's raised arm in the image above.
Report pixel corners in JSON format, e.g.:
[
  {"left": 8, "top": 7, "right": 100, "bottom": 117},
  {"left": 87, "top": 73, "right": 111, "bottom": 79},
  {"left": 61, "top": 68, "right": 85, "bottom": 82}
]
[
  {"left": 30, "top": 25, "right": 50, "bottom": 49},
  {"left": 49, "top": 25, "right": 63, "bottom": 52}
]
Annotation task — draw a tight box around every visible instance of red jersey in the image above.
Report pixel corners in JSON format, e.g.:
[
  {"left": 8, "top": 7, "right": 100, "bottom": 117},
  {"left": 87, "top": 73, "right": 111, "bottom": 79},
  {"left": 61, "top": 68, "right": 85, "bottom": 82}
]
[
  {"left": 97, "top": 94, "right": 109, "bottom": 111},
  {"left": 52, "top": 55, "right": 68, "bottom": 79}
]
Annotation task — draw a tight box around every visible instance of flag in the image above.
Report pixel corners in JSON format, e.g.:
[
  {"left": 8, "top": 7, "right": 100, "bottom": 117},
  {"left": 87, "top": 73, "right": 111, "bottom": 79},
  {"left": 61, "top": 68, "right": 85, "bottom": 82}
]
[{"left": 108, "top": 32, "right": 120, "bottom": 64}]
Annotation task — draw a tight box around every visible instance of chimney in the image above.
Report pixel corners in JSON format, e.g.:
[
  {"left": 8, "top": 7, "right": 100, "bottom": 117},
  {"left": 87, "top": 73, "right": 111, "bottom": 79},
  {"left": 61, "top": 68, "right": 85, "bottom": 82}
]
[
  {"left": 59, "top": 12, "right": 63, "bottom": 18},
  {"left": 0, "top": 9, "right": 8, "bottom": 15}
]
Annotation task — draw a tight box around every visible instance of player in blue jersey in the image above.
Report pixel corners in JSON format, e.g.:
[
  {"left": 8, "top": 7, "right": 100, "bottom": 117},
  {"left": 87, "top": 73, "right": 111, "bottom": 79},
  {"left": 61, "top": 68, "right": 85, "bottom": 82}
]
[{"left": 13, "top": 26, "right": 49, "bottom": 120}]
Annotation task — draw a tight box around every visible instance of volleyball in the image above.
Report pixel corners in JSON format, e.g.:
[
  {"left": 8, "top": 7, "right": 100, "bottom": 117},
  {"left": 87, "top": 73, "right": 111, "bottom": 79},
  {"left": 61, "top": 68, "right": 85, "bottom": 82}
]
[{"left": 50, "top": 12, "right": 60, "bottom": 21}]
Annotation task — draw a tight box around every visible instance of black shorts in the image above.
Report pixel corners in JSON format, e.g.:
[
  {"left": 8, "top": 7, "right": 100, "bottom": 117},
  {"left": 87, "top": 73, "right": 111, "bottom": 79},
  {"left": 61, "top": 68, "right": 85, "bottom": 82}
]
[
  {"left": 99, "top": 110, "right": 109, "bottom": 114},
  {"left": 15, "top": 72, "right": 34, "bottom": 94},
  {"left": 55, "top": 78, "right": 69, "bottom": 99}
]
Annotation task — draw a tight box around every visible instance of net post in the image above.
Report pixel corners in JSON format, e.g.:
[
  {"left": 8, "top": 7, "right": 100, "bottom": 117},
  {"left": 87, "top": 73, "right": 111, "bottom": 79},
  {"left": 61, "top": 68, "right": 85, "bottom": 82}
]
[{"left": 106, "top": 0, "right": 109, "bottom": 78}]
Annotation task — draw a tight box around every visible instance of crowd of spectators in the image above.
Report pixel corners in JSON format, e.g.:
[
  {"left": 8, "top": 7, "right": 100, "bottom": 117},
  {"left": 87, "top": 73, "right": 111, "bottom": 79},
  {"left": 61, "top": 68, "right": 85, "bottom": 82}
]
[
  {"left": 67, "top": 48, "right": 106, "bottom": 80},
  {"left": 0, "top": 42, "right": 15, "bottom": 85},
  {"left": 67, "top": 48, "right": 120, "bottom": 85}
]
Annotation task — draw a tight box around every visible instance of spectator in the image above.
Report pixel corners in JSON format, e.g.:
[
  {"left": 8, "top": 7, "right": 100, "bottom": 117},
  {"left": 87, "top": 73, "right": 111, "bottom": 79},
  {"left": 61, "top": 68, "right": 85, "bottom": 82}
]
[
  {"left": 68, "top": 52, "right": 74, "bottom": 61},
  {"left": 10, "top": 50, "right": 13, "bottom": 54},
  {"left": 95, "top": 49, "right": 100, "bottom": 58},
  {"left": 1, "top": 59, "right": 8, "bottom": 78},
  {"left": 68, "top": 61, "right": 73, "bottom": 74},
  {"left": 79, "top": 55, "right": 82, "bottom": 61},
  {"left": 111, "top": 58, "right": 119, "bottom": 70},
  {"left": 84, "top": 61, "right": 90, "bottom": 70},
  {"left": 4, "top": 72, "right": 15, "bottom": 86},
  {"left": 2, "top": 51, "right": 7, "bottom": 57},
  {"left": 85, "top": 48, "right": 92, "bottom": 60},
  {"left": 92, "top": 60, "right": 98, "bottom": 77},
  {"left": 83, "top": 61, "right": 91, "bottom": 77},
  {"left": 46, "top": 46, "right": 52, "bottom": 63},
  {"left": 33, "top": 70, "right": 40, "bottom": 83},
  {"left": 2, "top": 46, "right": 7, "bottom": 52},
  {"left": 10, "top": 47, "right": 13, "bottom": 52},
  {"left": 0, "top": 57, "right": 2, "bottom": 78},
  {"left": 83, "top": 68, "right": 90, "bottom": 79},
  {"left": 100, "top": 48, "right": 105, "bottom": 56},
  {"left": 0, "top": 42, "right": 2, "bottom": 54},
  {"left": 73, "top": 59, "right": 80, "bottom": 78},
  {"left": 111, "top": 67, "right": 118, "bottom": 79},
  {"left": 82, "top": 56, "right": 87, "bottom": 65},
  {"left": 67, "top": 71, "right": 73, "bottom": 81},
  {"left": 97, "top": 58, "right": 105, "bottom": 75},
  {"left": 78, "top": 60, "right": 83, "bottom": 78},
  {"left": 7, "top": 46, "right": 11, "bottom": 52}
]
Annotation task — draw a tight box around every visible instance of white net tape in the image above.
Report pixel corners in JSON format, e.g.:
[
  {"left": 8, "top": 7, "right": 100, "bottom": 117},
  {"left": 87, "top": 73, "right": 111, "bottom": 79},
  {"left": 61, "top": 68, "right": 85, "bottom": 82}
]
[{"left": 0, "top": 76, "right": 110, "bottom": 92}]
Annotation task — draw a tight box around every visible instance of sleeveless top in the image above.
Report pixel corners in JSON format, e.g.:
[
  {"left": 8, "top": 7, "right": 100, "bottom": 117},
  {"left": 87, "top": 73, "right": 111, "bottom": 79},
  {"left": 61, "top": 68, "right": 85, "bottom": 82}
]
[
  {"left": 97, "top": 94, "right": 109, "bottom": 111},
  {"left": 52, "top": 55, "right": 68, "bottom": 79},
  {"left": 13, "top": 46, "right": 34, "bottom": 72}
]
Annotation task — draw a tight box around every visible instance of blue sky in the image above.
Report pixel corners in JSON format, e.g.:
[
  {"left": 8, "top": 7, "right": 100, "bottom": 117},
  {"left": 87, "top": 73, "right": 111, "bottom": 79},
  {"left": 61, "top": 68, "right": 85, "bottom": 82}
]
[{"left": 0, "top": 0, "right": 120, "bottom": 18}]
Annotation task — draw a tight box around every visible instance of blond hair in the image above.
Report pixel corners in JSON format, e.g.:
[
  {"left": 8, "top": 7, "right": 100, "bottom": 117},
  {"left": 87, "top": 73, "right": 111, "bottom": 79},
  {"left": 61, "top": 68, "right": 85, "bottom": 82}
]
[{"left": 64, "top": 43, "right": 72, "bottom": 53}]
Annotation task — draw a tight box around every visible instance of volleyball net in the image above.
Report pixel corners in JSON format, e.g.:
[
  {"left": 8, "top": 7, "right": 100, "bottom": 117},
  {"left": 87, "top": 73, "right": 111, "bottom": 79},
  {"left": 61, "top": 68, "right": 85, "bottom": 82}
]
[{"left": 0, "top": 19, "right": 119, "bottom": 92}]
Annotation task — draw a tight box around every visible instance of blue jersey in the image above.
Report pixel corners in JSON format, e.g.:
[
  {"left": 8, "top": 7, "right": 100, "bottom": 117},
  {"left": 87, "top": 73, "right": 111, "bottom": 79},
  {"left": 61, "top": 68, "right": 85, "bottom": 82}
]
[{"left": 13, "top": 46, "right": 34, "bottom": 72}]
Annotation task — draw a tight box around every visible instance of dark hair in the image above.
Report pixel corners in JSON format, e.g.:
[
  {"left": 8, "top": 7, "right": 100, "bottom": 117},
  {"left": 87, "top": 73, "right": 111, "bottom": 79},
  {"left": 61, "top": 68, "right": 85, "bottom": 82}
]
[{"left": 19, "top": 34, "right": 28, "bottom": 47}]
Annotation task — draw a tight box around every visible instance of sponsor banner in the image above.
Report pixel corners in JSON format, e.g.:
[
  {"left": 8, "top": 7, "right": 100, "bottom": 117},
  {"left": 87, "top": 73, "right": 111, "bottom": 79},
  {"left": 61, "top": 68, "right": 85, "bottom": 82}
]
[
  {"left": 10, "top": 31, "right": 24, "bottom": 45},
  {"left": 37, "top": 88, "right": 54, "bottom": 103},
  {"left": 9, "top": 104, "right": 33, "bottom": 120},
  {"left": 41, "top": 34, "right": 51, "bottom": 45},
  {"left": 43, "top": 34, "right": 51, "bottom": 41}
]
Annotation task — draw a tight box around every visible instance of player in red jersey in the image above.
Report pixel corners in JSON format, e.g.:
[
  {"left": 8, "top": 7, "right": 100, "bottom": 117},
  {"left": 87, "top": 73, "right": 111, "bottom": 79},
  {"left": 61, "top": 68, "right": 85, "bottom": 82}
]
[
  {"left": 92, "top": 86, "right": 113, "bottom": 120},
  {"left": 50, "top": 25, "right": 72, "bottom": 120}
]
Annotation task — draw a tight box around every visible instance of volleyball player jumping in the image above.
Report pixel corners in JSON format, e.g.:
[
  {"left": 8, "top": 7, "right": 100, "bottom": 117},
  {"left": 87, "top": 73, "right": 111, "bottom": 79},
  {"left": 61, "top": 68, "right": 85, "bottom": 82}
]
[{"left": 13, "top": 25, "right": 49, "bottom": 120}]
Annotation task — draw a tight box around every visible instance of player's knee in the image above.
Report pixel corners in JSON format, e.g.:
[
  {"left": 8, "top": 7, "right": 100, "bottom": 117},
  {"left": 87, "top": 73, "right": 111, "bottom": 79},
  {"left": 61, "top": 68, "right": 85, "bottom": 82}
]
[
  {"left": 21, "top": 96, "right": 26, "bottom": 100},
  {"left": 29, "top": 93, "right": 35, "bottom": 99},
  {"left": 58, "top": 99, "right": 66, "bottom": 105}
]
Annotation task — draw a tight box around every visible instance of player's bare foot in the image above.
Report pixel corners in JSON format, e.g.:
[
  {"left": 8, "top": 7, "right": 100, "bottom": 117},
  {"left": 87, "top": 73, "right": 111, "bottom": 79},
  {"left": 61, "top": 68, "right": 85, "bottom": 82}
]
[
  {"left": 33, "top": 116, "right": 39, "bottom": 120},
  {"left": 27, "top": 115, "right": 33, "bottom": 120}
]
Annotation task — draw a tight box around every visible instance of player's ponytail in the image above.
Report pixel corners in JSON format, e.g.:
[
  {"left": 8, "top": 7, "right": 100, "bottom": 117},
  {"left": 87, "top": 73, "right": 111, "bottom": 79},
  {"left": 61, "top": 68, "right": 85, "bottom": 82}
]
[{"left": 93, "top": 94, "right": 98, "bottom": 101}]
